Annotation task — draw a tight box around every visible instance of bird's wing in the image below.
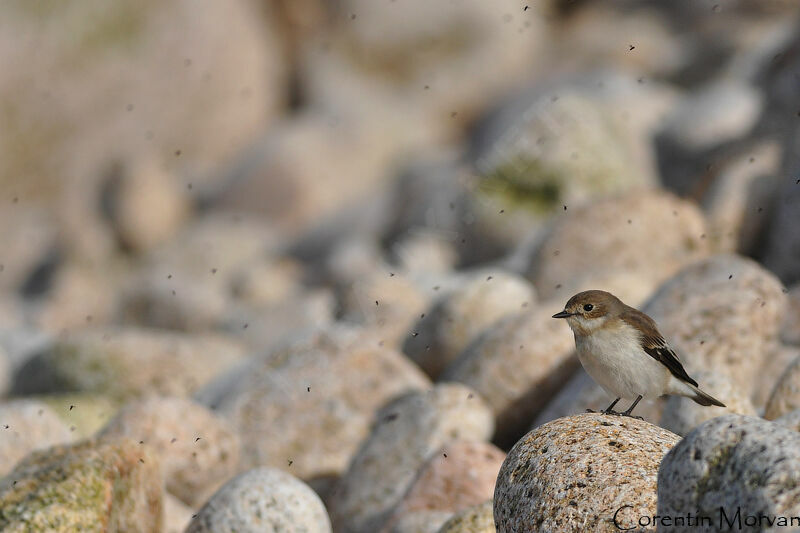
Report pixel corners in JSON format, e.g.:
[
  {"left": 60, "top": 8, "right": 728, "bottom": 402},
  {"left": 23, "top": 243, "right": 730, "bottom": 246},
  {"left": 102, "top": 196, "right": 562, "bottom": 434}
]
[{"left": 621, "top": 308, "right": 699, "bottom": 387}]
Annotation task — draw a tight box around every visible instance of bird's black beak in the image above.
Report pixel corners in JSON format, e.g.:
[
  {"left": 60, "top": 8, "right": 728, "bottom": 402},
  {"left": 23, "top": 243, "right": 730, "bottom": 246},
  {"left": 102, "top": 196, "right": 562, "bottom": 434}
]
[{"left": 552, "top": 310, "right": 572, "bottom": 319}]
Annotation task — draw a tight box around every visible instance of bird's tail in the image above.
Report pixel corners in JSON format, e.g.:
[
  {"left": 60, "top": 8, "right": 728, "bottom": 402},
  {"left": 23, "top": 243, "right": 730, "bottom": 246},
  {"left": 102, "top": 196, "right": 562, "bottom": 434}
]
[{"left": 687, "top": 383, "right": 726, "bottom": 407}]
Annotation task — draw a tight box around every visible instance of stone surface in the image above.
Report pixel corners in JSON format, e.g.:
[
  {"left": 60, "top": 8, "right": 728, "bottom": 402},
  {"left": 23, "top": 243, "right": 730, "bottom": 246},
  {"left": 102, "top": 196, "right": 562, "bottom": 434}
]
[
  {"left": 495, "top": 413, "right": 679, "bottom": 532},
  {"left": 765, "top": 354, "right": 800, "bottom": 420},
  {"left": 529, "top": 189, "right": 709, "bottom": 300},
  {"left": 387, "top": 440, "right": 505, "bottom": 528},
  {"left": 185, "top": 467, "right": 332, "bottom": 533},
  {"left": 163, "top": 493, "right": 194, "bottom": 533},
  {"left": 98, "top": 395, "right": 240, "bottom": 507},
  {"left": 0, "top": 207, "right": 57, "bottom": 294},
  {"left": 703, "top": 141, "right": 782, "bottom": 254},
  {"left": 782, "top": 285, "right": 800, "bottom": 345},
  {"left": 660, "top": 80, "right": 763, "bottom": 151},
  {"left": 404, "top": 269, "right": 535, "bottom": 378},
  {"left": 643, "top": 254, "right": 788, "bottom": 397},
  {"left": 0, "top": 400, "right": 73, "bottom": 476},
  {"left": 754, "top": 343, "right": 800, "bottom": 410},
  {"left": 763, "top": 173, "right": 800, "bottom": 287},
  {"left": 0, "top": 438, "right": 162, "bottom": 532},
  {"left": 775, "top": 409, "right": 800, "bottom": 432},
  {"left": 658, "top": 415, "right": 800, "bottom": 531},
  {"left": 389, "top": 512, "right": 453, "bottom": 533},
  {"left": 660, "top": 370, "right": 757, "bottom": 436},
  {"left": 443, "top": 307, "right": 577, "bottom": 446},
  {"left": 437, "top": 500, "right": 495, "bottom": 533},
  {"left": 36, "top": 392, "right": 118, "bottom": 440},
  {"left": 329, "top": 383, "right": 494, "bottom": 533},
  {"left": 207, "top": 326, "right": 431, "bottom": 487},
  {"left": 14, "top": 327, "right": 247, "bottom": 402}
]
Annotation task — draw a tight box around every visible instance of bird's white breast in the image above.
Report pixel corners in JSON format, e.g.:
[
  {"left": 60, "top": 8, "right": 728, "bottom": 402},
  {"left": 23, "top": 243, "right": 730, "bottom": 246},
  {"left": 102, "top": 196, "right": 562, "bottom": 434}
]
[{"left": 575, "top": 322, "right": 671, "bottom": 400}]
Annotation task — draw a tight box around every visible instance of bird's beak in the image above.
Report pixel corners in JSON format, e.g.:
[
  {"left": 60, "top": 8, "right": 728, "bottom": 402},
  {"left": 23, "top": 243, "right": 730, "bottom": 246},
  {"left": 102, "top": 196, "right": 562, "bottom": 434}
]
[{"left": 552, "top": 310, "right": 573, "bottom": 319}]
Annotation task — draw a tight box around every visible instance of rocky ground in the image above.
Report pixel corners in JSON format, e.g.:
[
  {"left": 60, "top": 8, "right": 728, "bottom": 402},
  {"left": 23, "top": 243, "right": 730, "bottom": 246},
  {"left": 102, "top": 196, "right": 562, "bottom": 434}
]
[{"left": 1, "top": 0, "right": 800, "bottom": 531}]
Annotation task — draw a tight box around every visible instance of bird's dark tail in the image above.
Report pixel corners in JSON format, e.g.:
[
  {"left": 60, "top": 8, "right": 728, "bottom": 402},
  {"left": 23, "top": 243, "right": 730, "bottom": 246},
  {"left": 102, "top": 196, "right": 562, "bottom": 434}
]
[{"left": 687, "top": 384, "right": 726, "bottom": 407}]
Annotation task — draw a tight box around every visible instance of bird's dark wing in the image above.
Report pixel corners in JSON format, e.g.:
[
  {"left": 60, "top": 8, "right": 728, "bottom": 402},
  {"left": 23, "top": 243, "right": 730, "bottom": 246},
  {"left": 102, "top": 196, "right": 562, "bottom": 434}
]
[{"left": 621, "top": 307, "right": 699, "bottom": 387}]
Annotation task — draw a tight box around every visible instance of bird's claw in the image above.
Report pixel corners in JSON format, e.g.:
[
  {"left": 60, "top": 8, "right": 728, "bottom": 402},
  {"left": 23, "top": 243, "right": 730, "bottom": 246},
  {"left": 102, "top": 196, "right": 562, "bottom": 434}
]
[
  {"left": 601, "top": 409, "right": 620, "bottom": 416},
  {"left": 621, "top": 413, "right": 643, "bottom": 420}
]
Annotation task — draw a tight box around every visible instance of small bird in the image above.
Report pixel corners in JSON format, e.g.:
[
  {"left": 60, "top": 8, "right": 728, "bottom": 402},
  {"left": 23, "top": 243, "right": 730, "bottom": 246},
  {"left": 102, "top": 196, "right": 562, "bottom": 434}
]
[{"left": 552, "top": 290, "right": 725, "bottom": 418}]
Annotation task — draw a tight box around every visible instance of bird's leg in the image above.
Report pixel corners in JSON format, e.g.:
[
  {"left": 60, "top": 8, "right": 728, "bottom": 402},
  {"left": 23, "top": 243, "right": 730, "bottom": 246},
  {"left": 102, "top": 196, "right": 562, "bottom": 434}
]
[
  {"left": 621, "top": 395, "right": 644, "bottom": 419},
  {"left": 598, "top": 398, "right": 620, "bottom": 415}
]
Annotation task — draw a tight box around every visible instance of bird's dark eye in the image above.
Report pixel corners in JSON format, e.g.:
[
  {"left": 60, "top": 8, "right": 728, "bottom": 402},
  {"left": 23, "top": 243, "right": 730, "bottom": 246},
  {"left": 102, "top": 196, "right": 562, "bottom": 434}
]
[{"left": 583, "top": 304, "right": 594, "bottom": 312}]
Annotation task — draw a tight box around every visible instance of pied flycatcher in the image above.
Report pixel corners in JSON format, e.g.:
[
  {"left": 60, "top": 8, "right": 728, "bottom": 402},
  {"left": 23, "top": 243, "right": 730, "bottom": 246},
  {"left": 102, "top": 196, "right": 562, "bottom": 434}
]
[{"left": 553, "top": 289, "right": 725, "bottom": 418}]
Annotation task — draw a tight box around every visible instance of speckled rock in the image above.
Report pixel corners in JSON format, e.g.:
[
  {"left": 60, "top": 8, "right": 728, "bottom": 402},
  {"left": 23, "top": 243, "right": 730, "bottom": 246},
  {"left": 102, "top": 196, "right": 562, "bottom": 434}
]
[
  {"left": 775, "top": 409, "right": 800, "bottom": 432},
  {"left": 495, "top": 413, "right": 679, "bottom": 532},
  {"left": 35, "top": 392, "right": 118, "bottom": 440},
  {"left": 14, "top": 327, "right": 247, "bottom": 402},
  {"left": 657, "top": 415, "right": 800, "bottom": 531},
  {"left": 443, "top": 307, "right": 577, "bottom": 446},
  {"left": 0, "top": 438, "right": 162, "bottom": 532},
  {"left": 207, "top": 326, "right": 430, "bottom": 490},
  {"left": 703, "top": 141, "right": 782, "bottom": 253},
  {"left": 98, "top": 395, "right": 240, "bottom": 508},
  {"left": 0, "top": 400, "right": 73, "bottom": 476},
  {"left": 329, "top": 383, "right": 494, "bottom": 533},
  {"left": 660, "top": 370, "right": 756, "bottom": 436},
  {"left": 782, "top": 285, "right": 800, "bottom": 345},
  {"left": 437, "top": 500, "right": 495, "bottom": 533},
  {"left": 387, "top": 440, "right": 505, "bottom": 529},
  {"left": 754, "top": 343, "right": 800, "bottom": 410},
  {"left": 404, "top": 270, "right": 535, "bottom": 379},
  {"left": 185, "top": 467, "right": 331, "bottom": 533},
  {"left": 529, "top": 189, "right": 709, "bottom": 300},
  {"left": 765, "top": 355, "right": 800, "bottom": 420},
  {"left": 643, "top": 254, "right": 788, "bottom": 396},
  {"left": 532, "top": 369, "right": 666, "bottom": 429},
  {"left": 659, "top": 80, "right": 762, "bottom": 151}
]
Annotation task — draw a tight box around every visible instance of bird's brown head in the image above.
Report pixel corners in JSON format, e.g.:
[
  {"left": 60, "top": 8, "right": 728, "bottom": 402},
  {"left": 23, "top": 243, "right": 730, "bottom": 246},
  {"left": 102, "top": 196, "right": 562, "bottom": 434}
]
[{"left": 552, "top": 290, "right": 624, "bottom": 335}]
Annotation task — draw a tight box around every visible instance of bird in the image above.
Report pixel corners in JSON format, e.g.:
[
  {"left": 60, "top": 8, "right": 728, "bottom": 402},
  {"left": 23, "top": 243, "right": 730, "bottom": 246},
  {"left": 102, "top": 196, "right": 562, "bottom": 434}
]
[{"left": 552, "top": 290, "right": 725, "bottom": 418}]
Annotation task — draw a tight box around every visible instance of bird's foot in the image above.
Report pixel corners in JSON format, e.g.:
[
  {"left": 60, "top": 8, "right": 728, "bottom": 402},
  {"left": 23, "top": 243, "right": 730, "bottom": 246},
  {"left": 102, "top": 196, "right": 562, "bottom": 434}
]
[
  {"left": 601, "top": 409, "right": 621, "bottom": 416},
  {"left": 585, "top": 408, "right": 596, "bottom": 413},
  {"left": 621, "top": 412, "right": 643, "bottom": 420}
]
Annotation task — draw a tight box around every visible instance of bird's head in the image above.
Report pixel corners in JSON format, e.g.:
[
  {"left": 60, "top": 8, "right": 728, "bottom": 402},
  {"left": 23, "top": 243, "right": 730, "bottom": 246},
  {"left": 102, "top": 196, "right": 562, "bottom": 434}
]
[{"left": 552, "top": 290, "right": 623, "bottom": 335}]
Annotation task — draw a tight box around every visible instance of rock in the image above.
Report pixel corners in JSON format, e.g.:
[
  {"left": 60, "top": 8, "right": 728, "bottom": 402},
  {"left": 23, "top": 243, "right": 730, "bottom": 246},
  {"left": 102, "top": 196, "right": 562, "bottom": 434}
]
[
  {"left": 466, "top": 73, "right": 671, "bottom": 253},
  {"left": 404, "top": 270, "right": 535, "bottom": 379},
  {"left": 389, "top": 232, "right": 459, "bottom": 277},
  {"left": 443, "top": 307, "right": 577, "bottom": 446},
  {"left": 229, "top": 256, "right": 306, "bottom": 308},
  {"left": 0, "top": 0, "right": 284, "bottom": 212},
  {"left": 0, "top": 438, "right": 162, "bottom": 532},
  {"left": 754, "top": 343, "right": 800, "bottom": 410},
  {"left": 494, "top": 413, "right": 679, "bottom": 532},
  {"left": 119, "top": 212, "right": 281, "bottom": 331},
  {"left": 207, "top": 326, "right": 431, "bottom": 489},
  {"left": 781, "top": 285, "right": 800, "bottom": 345},
  {"left": 702, "top": 141, "right": 782, "bottom": 254},
  {"left": 338, "top": 269, "right": 429, "bottom": 349},
  {"left": 658, "top": 415, "right": 800, "bottom": 530},
  {"left": 387, "top": 440, "right": 505, "bottom": 529},
  {"left": 98, "top": 395, "right": 240, "bottom": 508},
  {"left": 0, "top": 400, "right": 73, "bottom": 476},
  {"left": 437, "top": 500, "right": 495, "bottom": 533},
  {"left": 164, "top": 492, "right": 194, "bottom": 533},
  {"left": 532, "top": 369, "right": 667, "bottom": 429},
  {"left": 762, "top": 171, "right": 800, "bottom": 287},
  {"left": 185, "top": 467, "right": 331, "bottom": 533},
  {"left": 14, "top": 327, "right": 247, "bottom": 401},
  {"left": 0, "top": 207, "right": 57, "bottom": 294},
  {"left": 540, "top": 270, "right": 658, "bottom": 313},
  {"left": 104, "top": 157, "right": 191, "bottom": 253},
  {"left": 0, "top": 343, "right": 10, "bottom": 397},
  {"left": 301, "top": 0, "right": 548, "bottom": 140},
  {"left": 329, "top": 383, "right": 494, "bottom": 533},
  {"left": 389, "top": 512, "right": 453, "bottom": 533},
  {"left": 775, "top": 409, "right": 800, "bottom": 432},
  {"left": 765, "top": 354, "right": 800, "bottom": 420},
  {"left": 529, "top": 189, "right": 709, "bottom": 300},
  {"left": 36, "top": 393, "right": 118, "bottom": 440},
  {"left": 659, "top": 80, "right": 763, "bottom": 151},
  {"left": 660, "top": 370, "right": 756, "bottom": 436},
  {"left": 643, "top": 254, "right": 787, "bottom": 397}
]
